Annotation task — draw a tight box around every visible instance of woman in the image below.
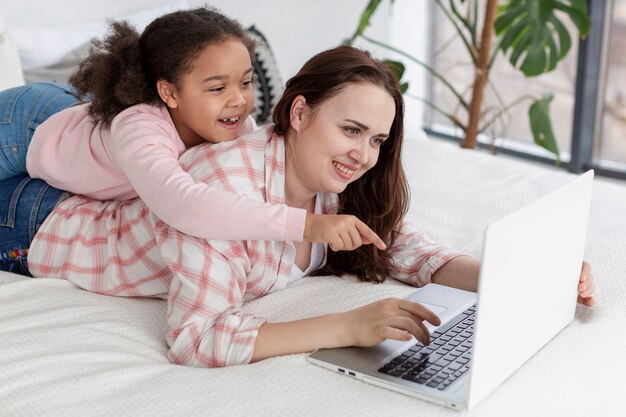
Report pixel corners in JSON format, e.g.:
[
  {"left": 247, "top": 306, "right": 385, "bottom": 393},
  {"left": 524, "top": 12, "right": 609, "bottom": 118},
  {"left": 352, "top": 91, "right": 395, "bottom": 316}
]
[{"left": 3, "top": 46, "right": 596, "bottom": 368}]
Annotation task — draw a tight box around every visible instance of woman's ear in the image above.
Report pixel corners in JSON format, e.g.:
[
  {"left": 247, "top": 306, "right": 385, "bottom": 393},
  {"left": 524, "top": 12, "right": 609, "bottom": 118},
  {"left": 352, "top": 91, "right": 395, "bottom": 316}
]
[
  {"left": 289, "top": 95, "right": 307, "bottom": 133},
  {"left": 157, "top": 80, "right": 179, "bottom": 109}
]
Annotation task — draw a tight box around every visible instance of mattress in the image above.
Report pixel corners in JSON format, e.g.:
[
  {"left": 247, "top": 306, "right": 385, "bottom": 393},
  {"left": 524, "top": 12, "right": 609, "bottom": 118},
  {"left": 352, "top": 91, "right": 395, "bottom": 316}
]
[{"left": 1, "top": 135, "right": 624, "bottom": 417}]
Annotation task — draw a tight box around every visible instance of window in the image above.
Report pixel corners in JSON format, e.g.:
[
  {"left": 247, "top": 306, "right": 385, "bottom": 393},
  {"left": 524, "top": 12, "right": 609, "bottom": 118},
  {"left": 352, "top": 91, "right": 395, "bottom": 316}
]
[
  {"left": 425, "top": 2, "right": 579, "bottom": 161},
  {"left": 597, "top": 0, "right": 626, "bottom": 169},
  {"left": 422, "top": 0, "right": 626, "bottom": 180}
]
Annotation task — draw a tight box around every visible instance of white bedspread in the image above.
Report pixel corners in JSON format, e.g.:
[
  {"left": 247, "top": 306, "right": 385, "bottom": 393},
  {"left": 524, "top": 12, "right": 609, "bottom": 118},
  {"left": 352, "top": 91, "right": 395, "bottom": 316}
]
[{"left": 1, "top": 136, "right": 624, "bottom": 417}]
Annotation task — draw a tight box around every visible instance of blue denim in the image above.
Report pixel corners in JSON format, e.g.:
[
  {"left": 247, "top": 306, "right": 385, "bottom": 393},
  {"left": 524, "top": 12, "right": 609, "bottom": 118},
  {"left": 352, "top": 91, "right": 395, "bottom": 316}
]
[
  {"left": 0, "top": 81, "right": 79, "bottom": 181},
  {"left": 0, "top": 175, "right": 69, "bottom": 276}
]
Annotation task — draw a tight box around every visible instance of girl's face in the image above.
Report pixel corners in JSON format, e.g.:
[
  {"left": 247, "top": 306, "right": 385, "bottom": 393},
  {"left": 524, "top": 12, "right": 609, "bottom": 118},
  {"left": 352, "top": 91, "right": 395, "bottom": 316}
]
[
  {"left": 162, "top": 38, "right": 255, "bottom": 148},
  {"left": 286, "top": 83, "right": 395, "bottom": 200}
]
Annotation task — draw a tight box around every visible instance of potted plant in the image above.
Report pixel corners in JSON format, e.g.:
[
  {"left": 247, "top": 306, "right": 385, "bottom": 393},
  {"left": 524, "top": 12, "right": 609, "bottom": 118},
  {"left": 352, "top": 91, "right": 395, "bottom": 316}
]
[{"left": 350, "top": 0, "right": 591, "bottom": 162}]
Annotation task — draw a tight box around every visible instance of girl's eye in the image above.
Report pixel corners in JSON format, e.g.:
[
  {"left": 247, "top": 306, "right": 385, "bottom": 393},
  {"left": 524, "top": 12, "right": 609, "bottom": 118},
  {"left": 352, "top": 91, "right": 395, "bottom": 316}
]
[
  {"left": 208, "top": 86, "right": 225, "bottom": 92},
  {"left": 242, "top": 80, "right": 254, "bottom": 87},
  {"left": 370, "top": 137, "right": 385, "bottom": 147}
]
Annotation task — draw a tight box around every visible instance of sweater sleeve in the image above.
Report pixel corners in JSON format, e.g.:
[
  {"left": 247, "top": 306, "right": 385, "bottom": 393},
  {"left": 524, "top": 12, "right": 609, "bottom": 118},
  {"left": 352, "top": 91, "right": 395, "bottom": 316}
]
[
  {"left": 155, "top": 222, "right": 266, "bottom": 368},
  {"left": 109, "top": 109, "right": 306, "bottom": 242},
  {"left": 387, "top": 220, "right": 466, "bottom": 287}
]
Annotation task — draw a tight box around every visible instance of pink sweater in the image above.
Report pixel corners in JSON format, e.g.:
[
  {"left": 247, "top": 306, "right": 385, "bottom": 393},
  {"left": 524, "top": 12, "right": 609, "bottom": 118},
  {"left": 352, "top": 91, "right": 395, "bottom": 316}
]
[{"left": 26, "top": 103, "right": 306, "bottom": 241}]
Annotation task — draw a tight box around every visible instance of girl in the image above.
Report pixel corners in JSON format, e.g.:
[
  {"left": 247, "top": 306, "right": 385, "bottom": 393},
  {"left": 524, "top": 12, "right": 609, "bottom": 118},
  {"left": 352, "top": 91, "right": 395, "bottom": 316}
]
[
  {"left": 0, "top": 8, "right": 384, "bottom": 271},
  {"left": 4, "top": 46, "right": 595, "bottom": 366}
]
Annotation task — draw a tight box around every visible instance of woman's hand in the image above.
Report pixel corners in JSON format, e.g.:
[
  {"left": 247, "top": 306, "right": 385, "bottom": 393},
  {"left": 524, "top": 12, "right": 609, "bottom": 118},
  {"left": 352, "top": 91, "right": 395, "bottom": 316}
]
[
  {"left": 341, "top": 298, "right": 441, "bottom": 347},
  {"left": 304, "top": 213, "right": 386, "bottom": 251},
  {"left": 578, "top": 261, "right": 596, "bottom": 307}
]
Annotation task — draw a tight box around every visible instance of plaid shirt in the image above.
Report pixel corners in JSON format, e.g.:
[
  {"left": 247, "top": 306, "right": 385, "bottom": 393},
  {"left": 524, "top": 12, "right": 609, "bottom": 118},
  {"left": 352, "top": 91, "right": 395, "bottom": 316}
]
[{"left": 29, "top": 125, "right": 462, "bottom": 368}]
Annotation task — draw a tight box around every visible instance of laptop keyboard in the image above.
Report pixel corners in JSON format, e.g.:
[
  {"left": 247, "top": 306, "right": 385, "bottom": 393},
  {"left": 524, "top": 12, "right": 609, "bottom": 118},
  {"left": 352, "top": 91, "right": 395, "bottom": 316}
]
[{"left": 378, "top": 304, "right": 476, "bottom": 391}]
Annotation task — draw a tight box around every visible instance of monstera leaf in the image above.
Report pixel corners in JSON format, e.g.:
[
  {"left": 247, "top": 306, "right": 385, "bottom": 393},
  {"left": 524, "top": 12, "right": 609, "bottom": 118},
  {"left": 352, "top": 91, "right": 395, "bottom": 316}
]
[
  {"left": 529, "top": 93, "right": 560, "bottom": 162},
  {"left": 495, "top": 0, "right": 590, "bottom": 76}
]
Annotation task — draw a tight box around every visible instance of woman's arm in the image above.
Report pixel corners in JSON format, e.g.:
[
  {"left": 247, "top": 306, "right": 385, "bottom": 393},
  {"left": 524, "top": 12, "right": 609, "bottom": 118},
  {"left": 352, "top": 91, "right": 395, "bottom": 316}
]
[
  {"left": 157, "top": 221, "right": 401, "bottom": 367},
  {"left": 252, "top": 297, "right": 441, "bottom": 362},
  {"left": 430, "top": 255, "right": 596, "bottom": 305},
  {"left": 431, "top": 255, "right": 480, "bottom": 292},
  {"left": 385, "top": 220, "right": 468, "bottom": 288}
]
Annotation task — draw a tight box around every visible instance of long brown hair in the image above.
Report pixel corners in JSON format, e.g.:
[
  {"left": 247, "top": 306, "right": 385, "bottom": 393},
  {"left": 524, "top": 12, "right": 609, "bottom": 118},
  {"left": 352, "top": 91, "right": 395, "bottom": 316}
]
[
  {"left": 273, "top": 45, "right": 409, "bottom": 283},
  {"left": 69, "top": 7, "right": 254, "bottom": 128}
]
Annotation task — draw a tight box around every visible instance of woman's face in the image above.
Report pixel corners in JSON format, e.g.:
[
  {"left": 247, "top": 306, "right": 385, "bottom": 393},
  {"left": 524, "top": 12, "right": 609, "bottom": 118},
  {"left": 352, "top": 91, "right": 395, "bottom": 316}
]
[
  {"left": 163, "top": 38, "right": 255, "bottom": 148},
  {"left": 287, "top": 83, "right": 395, "bottom": 199}
]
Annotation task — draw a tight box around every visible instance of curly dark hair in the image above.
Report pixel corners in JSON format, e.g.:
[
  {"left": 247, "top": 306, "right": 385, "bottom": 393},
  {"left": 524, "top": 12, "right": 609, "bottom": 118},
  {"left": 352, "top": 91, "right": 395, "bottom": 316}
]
[
  {"left": 273, "top": 46, "right": 409, "bottom": 283},
  {"left": 69, "top": 7, "right": 255, "bottom": 128}
]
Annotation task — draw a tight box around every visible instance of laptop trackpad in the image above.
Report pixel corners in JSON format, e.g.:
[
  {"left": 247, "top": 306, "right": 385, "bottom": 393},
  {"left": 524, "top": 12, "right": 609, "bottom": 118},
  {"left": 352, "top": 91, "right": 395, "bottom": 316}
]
[
  {"left": 406, "top": 284, "right": 478, "bottom": 329},
  {"left": 418, "top": 302, "right": 446, "bottom": 317}
]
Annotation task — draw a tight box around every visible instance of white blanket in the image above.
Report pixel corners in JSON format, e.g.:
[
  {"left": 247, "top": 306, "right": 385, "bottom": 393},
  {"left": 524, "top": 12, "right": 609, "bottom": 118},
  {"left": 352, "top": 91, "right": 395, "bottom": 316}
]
[{"left": 1, "top": 136, "right": 624, "bottom": 416}]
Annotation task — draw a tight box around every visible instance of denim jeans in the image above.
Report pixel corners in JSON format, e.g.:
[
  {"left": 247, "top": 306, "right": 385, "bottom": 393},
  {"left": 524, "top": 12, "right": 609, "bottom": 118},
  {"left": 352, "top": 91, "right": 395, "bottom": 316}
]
[
  {"left": 0, "top": 175, "right": 69, "bottom": 276},
  {"left": 0, "top": 81, "right": 79, "bottom": 181}
]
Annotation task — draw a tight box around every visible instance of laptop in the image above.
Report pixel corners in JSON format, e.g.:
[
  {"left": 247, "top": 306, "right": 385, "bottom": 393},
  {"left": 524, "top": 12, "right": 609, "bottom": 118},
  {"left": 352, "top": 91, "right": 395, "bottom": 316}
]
[{"left": 307, "top": 170, "right": 594, "bottom": 410}]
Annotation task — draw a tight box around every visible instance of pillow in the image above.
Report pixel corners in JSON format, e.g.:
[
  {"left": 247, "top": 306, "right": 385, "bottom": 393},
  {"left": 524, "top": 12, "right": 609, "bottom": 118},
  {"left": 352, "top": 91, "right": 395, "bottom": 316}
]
[
  {"left": 23, "top": 26, "right": 284, "bottom": 126},
  {"left": 10, "top": 0, "right": 190, "bottom": 71},
  {"left": 0, "top": 32, "right": 25, "bottom": 91}
]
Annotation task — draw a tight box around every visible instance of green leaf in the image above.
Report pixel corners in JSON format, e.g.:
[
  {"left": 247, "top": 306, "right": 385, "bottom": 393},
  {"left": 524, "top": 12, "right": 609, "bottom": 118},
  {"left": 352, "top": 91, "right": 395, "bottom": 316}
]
[
  {"left": 495, "top": 4, "right": 526, "bottom": 34},
  {"left": 495, "top": 0, "right": 591, "bottom": 76},
  {"left": 549, "top": 0, "right": 591, "bottom": 36},
  {"left": 520, "top": 40, "right": 547, "bottom": 76},
  {"left": 385, "top": 59, "right": 405, "bottom": 80},
  {"left": 528, "top": 93, "right": 560, "bottom": 162},
  {"left": 350, "top": 0, "right": 388, "bottom": 43},
  {"left": 498, "top": 16, "right": 530, "bottom": 53},
  {"left": 384, "top": 59, "right": 410, "bottom": 94}
]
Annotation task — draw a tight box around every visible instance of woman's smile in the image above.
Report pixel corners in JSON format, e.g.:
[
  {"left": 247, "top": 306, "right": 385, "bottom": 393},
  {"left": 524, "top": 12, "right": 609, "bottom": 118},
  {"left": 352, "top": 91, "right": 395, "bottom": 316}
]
[{"left": 332, "top": 161, "right": 356, "bottom": 179}]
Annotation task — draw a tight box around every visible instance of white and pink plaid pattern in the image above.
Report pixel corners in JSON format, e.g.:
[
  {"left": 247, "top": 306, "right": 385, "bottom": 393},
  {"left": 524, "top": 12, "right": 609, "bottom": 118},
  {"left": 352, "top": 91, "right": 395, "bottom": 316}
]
[{"left": 29, "top": 126, "right": 461, "bottom": 367}]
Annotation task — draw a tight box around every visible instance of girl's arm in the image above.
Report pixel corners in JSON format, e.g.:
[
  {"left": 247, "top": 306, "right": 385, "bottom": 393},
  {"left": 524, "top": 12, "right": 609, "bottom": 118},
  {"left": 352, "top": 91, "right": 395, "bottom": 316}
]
[
  {"left": 113, "top": 116, "right": 305, "bottom": 241},
  {"left": 112, "top": 114, "right": 384, "bottom": 247}
]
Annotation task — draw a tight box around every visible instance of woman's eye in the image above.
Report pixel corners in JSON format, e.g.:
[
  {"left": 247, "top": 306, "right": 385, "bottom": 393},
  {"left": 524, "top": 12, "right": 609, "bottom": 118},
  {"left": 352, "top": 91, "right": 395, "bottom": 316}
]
[
  {"left": 344, "top": 127, "right": 360, "bottom": 136},
  {"left": 370, "top": 137, "right": 385, "bottom": 147}
]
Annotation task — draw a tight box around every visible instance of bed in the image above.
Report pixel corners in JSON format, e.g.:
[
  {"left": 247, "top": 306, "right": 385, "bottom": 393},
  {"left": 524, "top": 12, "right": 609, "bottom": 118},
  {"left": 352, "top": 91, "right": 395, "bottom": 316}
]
[
  {"left": 2, "top": 0, "right": 625, "bottom": 413},
  {"left": 1, "top": 134, "right": 625, "bottom": 417}
]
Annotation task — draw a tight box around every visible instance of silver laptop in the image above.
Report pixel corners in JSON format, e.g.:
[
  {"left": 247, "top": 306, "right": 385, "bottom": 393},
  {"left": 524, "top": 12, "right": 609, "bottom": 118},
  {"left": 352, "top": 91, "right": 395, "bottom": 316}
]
[{"left": 307, "top": 170, "right": 594, "bottom": 410}]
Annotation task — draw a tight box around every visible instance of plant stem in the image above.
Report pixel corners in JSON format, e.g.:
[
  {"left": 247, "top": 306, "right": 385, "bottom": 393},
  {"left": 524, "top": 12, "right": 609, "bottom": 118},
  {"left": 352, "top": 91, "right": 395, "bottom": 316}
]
[
  {"left": 463, "top": 0, "right": 499, "bottom": 149},
  {"left": 407, "top": 93, "right": 467, "bottom": 132},
  {"left": 435, "top": 0, "right": 478, "bottom": 63},
  {"left": 479, "top": 94, "right": 535, "bottom": 134},
  {"left": 360, "top": 34, "right": 470, "bottom": 110}
]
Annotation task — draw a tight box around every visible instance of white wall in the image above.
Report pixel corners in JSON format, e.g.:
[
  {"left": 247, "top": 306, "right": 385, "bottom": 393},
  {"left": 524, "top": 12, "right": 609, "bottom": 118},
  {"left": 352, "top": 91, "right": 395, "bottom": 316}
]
[{"left": 1, "top": 0, "right": 428, "bottom": 133}]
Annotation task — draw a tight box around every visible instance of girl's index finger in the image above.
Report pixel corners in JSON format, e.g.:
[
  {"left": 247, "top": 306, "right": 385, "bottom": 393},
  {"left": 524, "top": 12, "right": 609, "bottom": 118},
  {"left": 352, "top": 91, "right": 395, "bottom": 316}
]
[{"left": 355, "top": 221, "right": 386, "bottom": 250}]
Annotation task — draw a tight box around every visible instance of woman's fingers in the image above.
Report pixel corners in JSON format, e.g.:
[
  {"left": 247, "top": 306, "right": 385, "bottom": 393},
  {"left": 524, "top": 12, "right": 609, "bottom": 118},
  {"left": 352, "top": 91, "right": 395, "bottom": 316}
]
[
  {"left": 577, "top": 261, "right": 596, "bottom": 306},
  {"left": 398, "top": 299, "right": 441, "bottom": 327},
  {"left": 386, "top": 316, "right": 432, "bottom": 345},
  {"left": 578, "top": 294, "right": 596, "bottom": 307},
  {"left": 581, "top": 261, "right": 591, "bottom": 277},
  {"left": 579, "top": 276, "right": 595, "bottom": 298},
  {"left": 379, "top": 326, "right": 413, "bottom": 342}
]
